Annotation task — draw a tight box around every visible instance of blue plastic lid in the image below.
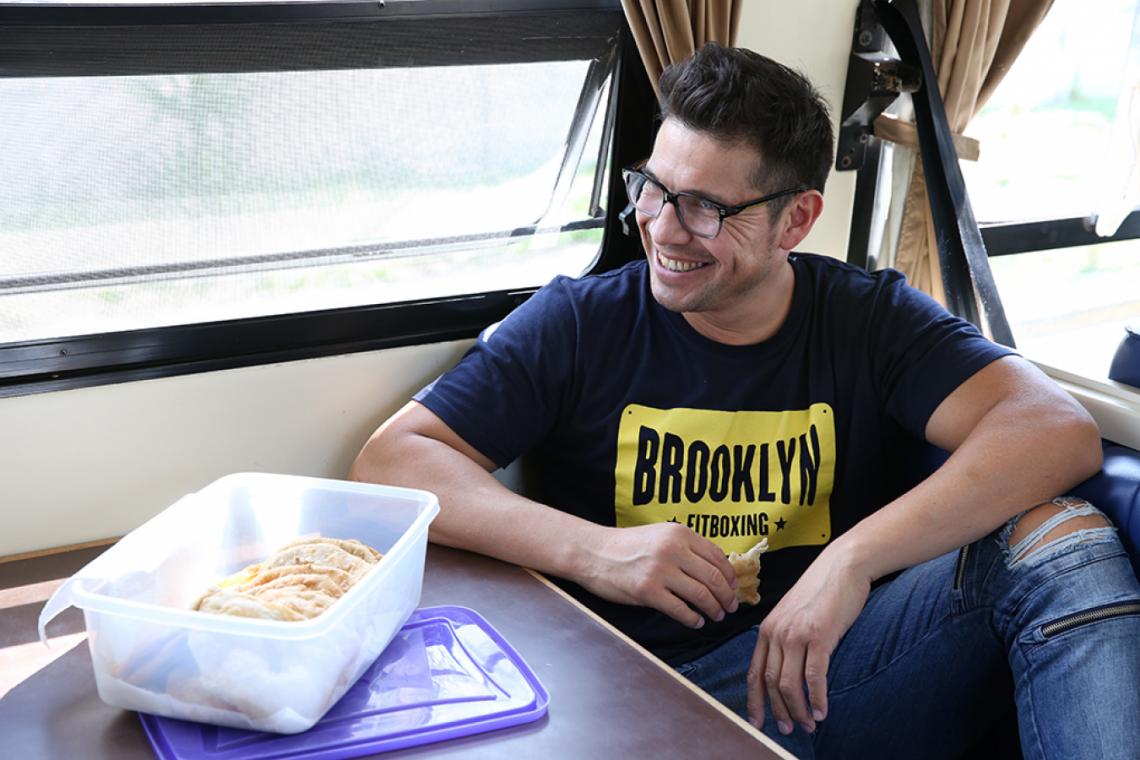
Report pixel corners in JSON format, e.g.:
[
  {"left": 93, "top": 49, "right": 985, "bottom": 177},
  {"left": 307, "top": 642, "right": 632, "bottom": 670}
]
[{"left": 140, "top": 606, "right": 549, "bottom": 759}]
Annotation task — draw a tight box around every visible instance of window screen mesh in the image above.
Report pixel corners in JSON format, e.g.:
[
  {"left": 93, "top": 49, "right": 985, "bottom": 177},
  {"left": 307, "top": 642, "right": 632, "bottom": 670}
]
[{"left": 0, "top": 12, "right": 618, "bottom": 342}]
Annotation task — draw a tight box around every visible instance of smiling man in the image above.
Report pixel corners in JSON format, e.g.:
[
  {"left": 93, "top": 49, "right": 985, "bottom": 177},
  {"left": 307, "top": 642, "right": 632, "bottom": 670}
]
[
  {"left": 352, "top": 43, "right": 1140, "bottom": 759},
  {"left": 630, "top": 120, "right": 812, "bottom": 345}
]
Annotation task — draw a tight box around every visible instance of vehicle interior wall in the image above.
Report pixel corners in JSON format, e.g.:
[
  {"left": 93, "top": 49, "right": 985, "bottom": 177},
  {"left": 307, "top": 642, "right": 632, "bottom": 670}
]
[
  {"left": 738, "top": 0, "right": 859, "bottom": 260},
  {"left": 0, "top": 1, "right": 862, "bottom": 558}
]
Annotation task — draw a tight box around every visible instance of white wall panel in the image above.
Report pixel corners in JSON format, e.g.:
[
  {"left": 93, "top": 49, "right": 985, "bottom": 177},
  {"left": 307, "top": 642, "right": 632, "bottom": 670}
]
[
  {"left": 0, "top": 342, "right": 469, "bottom": 557},
  {"left": 737, "top": 0, "right": 860, "bottom": 260}
]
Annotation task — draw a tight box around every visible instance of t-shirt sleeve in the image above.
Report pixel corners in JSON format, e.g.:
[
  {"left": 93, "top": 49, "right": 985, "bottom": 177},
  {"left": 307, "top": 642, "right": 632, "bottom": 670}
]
[
  {"left": 867, "top": 270, "right": 1017, "bottom": 440},
  {"left": 413, "top": 277, "right": 577, "bottom": 469}
]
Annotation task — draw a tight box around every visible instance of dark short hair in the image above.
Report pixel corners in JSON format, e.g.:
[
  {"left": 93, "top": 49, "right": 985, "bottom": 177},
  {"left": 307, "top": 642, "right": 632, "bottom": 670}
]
[{"left": 658, "top": 42, "right": 834, "bottom": 202}]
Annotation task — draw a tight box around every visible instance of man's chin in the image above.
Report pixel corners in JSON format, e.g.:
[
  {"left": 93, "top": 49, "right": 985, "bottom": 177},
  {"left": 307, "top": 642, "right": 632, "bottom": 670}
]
[{"left": 648, "top": 277, "right": 701, "bottom": 314}]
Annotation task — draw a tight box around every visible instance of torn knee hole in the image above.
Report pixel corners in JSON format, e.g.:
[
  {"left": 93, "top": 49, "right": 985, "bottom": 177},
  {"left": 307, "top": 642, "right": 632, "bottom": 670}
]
[
  {"left": 1016, "top": 516, "right": 1110, "bottom": 557},
  {"left": 1008, "top": 502, "right": 1111, "bottom": 561}
]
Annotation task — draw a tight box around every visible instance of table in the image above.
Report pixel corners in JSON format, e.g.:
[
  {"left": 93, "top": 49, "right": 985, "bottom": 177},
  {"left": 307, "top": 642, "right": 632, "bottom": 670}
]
[{"left": 0, "top": 543, "right": 789, "bottom": 759}]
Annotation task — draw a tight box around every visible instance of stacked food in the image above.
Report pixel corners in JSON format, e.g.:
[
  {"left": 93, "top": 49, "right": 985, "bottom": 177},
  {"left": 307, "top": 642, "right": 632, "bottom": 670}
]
[
  {"left": 727, "top": 538, "right": 768, "bottom": 605},
  {"left": 193, "top": 537, "right": 382, "bottom": 621}
]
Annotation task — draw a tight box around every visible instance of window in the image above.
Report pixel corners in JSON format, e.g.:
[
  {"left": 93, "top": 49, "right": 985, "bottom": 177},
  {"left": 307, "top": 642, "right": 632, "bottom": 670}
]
[
  {"left": 962, "top": 0, "right": 1140, "bottom": 378},
  {"left": 981, "top": 240, "right": 1140, "bottom": 372},
  {"left": 2, "top": 62, "right": 612, "bottom": 342},
  {"left": 0, "top": 1, "right": 651, "bottom": 394},
  {"left": 1, "top": 4, "right": 615, "bottom": 342}
]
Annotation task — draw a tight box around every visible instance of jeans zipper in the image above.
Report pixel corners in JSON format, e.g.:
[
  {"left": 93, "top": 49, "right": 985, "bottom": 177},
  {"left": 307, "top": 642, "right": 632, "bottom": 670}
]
[
  {"left": 1040, "top": 602, "right": 1140, "bottom": 638},
  {"left": 952, "top": 545, "right": 969, "bottom": 590}
]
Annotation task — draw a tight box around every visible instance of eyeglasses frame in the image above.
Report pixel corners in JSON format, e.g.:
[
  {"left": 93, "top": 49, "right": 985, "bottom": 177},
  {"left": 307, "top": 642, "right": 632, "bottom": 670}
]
[{"left": 622, "top": 166, "right": 806, "bottom": 240}]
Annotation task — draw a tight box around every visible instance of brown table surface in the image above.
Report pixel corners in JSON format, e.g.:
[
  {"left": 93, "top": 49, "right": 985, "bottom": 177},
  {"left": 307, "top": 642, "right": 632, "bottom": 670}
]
[{"left": 0, "top": 543, "right": 788, "bottom": 759}]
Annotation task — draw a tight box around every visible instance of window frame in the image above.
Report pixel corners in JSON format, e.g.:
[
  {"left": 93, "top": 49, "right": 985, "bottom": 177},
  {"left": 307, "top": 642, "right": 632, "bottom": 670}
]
[
  {"left": 0, "top": 0, "right": 656, "bottom": 398},
  {"left": 979, "top": 212, "right": 1140, "bottom": 257}
]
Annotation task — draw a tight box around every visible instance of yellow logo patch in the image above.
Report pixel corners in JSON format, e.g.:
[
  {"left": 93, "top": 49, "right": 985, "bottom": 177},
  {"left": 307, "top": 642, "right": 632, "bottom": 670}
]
[{"left": 614, "top": 403, "right": 836, "bottom": 554}]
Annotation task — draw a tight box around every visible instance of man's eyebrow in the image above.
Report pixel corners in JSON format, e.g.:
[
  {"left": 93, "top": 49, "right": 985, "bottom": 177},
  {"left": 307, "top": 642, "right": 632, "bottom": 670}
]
[{"left": 641, "top": 164, "right": 731, "bottom": 206}]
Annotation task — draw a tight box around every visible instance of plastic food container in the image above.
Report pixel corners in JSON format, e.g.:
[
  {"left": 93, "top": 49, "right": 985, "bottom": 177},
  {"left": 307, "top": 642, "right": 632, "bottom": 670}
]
[{"left": 38, "top": 472, "right": 440, "bottom": 734}]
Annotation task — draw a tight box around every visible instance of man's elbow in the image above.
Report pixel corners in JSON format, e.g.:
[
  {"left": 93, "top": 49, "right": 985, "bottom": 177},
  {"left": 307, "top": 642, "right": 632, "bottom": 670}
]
[
  {"left": 1056, "top": 400, "right": 1103, "bottom": 482},
  {"left": 347, "top": 444, "right": 372, "bottom": 483},
  {"left": 347, "top": 452, "right": 369, "bottom": 483},
  {"left": 1075, "top": 415, "right": 1104, "bottom": 481},
  {"left": 348, "top": 428, "right": 394, "bottom": 484}
]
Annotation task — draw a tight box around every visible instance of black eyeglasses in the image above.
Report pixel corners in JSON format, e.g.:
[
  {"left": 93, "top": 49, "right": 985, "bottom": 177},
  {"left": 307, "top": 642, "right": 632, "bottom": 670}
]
[{"left": 622, "top": 167, "right": 804, "bottom": 240}]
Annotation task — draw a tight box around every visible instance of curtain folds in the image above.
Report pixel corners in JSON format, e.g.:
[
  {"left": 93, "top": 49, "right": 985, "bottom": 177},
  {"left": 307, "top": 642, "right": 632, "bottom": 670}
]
[
  {"left": 892, "top": 0, "right": 1053, "bottom": 303},
  {"left": 620, "top": 0, "right": 742, "bottom": 88}
]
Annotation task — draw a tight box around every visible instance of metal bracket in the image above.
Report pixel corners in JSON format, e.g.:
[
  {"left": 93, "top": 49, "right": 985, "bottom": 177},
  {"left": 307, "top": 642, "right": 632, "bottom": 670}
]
[
  {"left": 620, "top": 202, "right": 637, "bottom": 237},
  {"left": 835, "top": 0, "right": 920, "bottom": 171}
]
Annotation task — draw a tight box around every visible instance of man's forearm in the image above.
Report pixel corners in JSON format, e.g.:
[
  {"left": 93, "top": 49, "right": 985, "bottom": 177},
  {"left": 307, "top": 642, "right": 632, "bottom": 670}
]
[
  {"left": 350, "top": 428, "right": 599, "bottom": 582},
  {"left": 833, "top": 396, "right": 1102, "bottom": 584}
]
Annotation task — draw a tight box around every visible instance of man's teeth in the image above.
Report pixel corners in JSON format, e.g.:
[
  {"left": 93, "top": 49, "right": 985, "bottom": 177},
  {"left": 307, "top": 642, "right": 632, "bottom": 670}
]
[{"left": 657, "top": 251, "right": 708, "bottom": 272}]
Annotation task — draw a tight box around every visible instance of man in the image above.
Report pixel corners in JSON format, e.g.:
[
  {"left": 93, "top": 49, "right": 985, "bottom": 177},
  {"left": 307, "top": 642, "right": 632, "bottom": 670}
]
[{"left": 351, "top": 43, "right": 1140, "bottom": 758}]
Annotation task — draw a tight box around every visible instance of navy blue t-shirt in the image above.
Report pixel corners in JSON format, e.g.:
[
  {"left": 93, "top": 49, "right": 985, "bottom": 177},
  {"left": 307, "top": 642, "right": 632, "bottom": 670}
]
[{"left": 415, "top": 254, "right": 1014, "bottom": 664}]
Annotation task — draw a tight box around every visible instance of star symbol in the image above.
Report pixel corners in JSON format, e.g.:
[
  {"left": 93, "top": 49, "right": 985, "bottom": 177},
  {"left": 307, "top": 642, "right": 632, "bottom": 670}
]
[{"left": 775, "top": 517, "right": 787, "bottom": 531}]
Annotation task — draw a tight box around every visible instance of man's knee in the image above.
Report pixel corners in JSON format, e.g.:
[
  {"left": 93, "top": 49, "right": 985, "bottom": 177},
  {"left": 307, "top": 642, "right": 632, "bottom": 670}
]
[{"left": 1006, "top": 497, "right": 1115, "bottom": 567}]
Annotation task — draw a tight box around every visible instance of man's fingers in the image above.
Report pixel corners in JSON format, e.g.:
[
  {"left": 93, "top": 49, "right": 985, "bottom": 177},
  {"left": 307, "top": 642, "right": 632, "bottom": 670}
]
[
  {"left": 753, "top": 633, "right": 830, "bottom": 736},
  {"left": 645, "top": 581, "right": 706, "bottom": 629},
  {"left": 746, "top": 635, "right": 769, "bottom": 728},
  {"left": 804, "top": 644, "right": 830, "bottom": 724},
  {"left": 691, "top": 535, "right": 740, "bottom": 589},
  {"left": 676, "top": 553, "right": 737, "bottom": 618},
  {"left": 762, "top": 645, "right": 795, "bottom": 736},
  {"left": 776, "top": 641, "right": 815, "bottom": 733},
  {"left": 690, "top": 535, "right": 741, "bottom": 612}
]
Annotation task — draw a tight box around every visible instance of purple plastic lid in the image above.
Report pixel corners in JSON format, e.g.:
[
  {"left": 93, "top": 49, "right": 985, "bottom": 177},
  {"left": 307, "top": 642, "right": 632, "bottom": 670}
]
[{"left": 139, "top": 606, "right": 549, "bottom": 759}]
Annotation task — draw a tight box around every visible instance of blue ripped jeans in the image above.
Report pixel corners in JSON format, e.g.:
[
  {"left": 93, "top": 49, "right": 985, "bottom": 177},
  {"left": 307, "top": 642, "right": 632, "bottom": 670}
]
[{"left": 675, "top": 498, "right": 1140, "bottom": 759}]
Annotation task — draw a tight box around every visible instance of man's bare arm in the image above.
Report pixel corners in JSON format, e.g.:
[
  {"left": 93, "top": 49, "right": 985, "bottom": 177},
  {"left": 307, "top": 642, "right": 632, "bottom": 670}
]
[
  {"left": 844, "top": 354, "right": 1103, "bottom": 580},
  {"left": 748, "top": 355, "right": 1103, "bottom": 734},
  {"left": 349, "top": 400, "right": 739, "bottom": 628}
]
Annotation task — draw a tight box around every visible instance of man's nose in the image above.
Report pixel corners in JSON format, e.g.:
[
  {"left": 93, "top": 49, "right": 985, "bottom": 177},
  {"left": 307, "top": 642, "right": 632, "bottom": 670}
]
[{"left": 647, "top": 199, "right": 692, "bottom": 244}]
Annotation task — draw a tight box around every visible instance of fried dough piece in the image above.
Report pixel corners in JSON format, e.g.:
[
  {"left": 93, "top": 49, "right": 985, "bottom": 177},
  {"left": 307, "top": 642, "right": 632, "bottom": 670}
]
[
  {"left": 195, "top": 589, "right": 306, "bottom": 621},
  {"left": 252, "top": 586, "right": 343, "bottom": 619},
  {"left": 727, "top": 538, "right": 768, "bottom": 605},
  {"left": 240, "top": 563, "right": 353, "bottom": 596},
  {"left": 193, "top": 537, "right": 382, "bottom": 621},
  {"left": 195, "top": 567, "right": 345, "bottom": 621},
  {"left": 278, "top": 536, "right": 382, "bottom": 564},
  {"left": 215, "top": 564, "right": 262, "bottom": 590},
  {"left": 261, "top": 542, "right": 373, "bottom": 582}
]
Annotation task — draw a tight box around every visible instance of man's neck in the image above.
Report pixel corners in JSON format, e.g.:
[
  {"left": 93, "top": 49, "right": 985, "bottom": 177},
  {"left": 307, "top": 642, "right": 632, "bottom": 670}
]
[{"left": 680, "top": 259, "right": 796, "bottom": 346}]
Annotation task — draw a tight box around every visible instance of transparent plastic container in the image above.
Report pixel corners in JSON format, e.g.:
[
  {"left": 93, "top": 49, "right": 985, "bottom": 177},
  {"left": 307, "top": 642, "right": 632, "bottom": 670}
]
[{"left": 38, "top": 472, "right": 439, "bottom": 734}]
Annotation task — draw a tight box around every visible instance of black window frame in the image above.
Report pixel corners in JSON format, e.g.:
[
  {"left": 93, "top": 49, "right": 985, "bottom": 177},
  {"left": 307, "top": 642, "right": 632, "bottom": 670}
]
[
  {"left": 979, "top": 212, "right": 1140, "bottom": 258},
  {"left": 0, "top": 0, "right": 656, "bottom": 398}
]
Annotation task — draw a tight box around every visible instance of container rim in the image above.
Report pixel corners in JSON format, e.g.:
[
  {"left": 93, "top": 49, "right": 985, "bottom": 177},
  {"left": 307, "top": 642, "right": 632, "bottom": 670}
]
[{"left": 64, "top": 475, "right": 440, "bottom": 640}]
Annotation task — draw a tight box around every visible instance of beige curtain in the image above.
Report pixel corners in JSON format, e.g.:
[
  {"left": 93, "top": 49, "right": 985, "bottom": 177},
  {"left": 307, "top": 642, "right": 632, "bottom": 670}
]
[
  {"left": 620, "top": 0, "right": 743, "bottom": 88},
  {"left": 893, "top": 0, "right": 1053, "bottom": 304}
]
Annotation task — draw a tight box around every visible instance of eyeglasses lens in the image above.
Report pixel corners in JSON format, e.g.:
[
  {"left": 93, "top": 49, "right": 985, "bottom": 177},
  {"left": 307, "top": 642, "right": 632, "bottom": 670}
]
[
  {"left": 625, "top": 172, "right": 658, "bottom": 213},
  {"left": 676, "top": 196, "right": 719, "bottom": 238},
  {"left": 623, "top": 171, "right": 720, "bottom": 239}
]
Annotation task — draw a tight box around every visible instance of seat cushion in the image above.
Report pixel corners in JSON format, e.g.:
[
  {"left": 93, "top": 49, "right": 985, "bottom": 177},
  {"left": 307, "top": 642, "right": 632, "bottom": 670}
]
[
  {"left": 1109, "top": 324, "right": 1140, "bottom": 388},
  {"left": 1072, "top": 444, "right": 1140, "bottom": 579}
]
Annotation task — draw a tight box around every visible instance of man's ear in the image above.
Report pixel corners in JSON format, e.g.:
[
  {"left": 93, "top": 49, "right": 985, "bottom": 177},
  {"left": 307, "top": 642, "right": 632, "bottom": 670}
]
[{"left": 775, "top": 190, "right": 824, "bottom": 251}]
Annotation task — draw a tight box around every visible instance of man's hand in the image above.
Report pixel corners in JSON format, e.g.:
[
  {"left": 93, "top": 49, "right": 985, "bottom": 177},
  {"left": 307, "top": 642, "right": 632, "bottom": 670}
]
[
  {"left": 576, "top": 523, "right": 739, "bottom": 629},
  {"left": 746, "top": 542, "right": 871, "bottom": 735}
]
